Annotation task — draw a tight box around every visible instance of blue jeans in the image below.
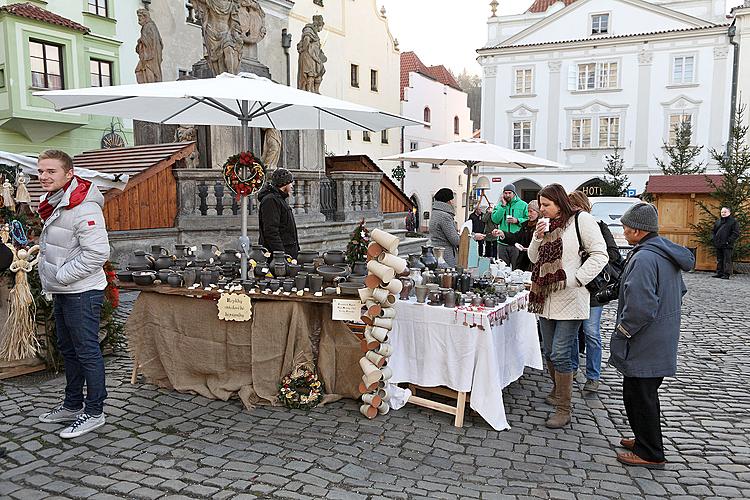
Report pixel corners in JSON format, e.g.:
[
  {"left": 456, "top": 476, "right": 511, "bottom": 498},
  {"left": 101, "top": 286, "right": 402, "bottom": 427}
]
[
  {"left": 54, "top": 290, "right": 107, "bottom": 416},
  {"left": 572, "top": 306, "right": 603, "bottom": 381},
  {"left": 539, "top": 317, "right": 582, "bottom": 374}
]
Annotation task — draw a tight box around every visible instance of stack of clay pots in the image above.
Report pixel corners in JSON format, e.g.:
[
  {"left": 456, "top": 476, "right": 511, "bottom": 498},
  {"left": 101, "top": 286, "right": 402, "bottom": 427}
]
[{"left": 357, "top": 228, "right": 407, "bottom": 419}]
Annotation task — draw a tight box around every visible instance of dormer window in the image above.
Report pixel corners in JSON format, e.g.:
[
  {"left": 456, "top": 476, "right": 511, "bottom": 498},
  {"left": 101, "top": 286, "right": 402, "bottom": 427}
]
[{"left": 591, "top": 14, "right": 609, "bottom": 35}]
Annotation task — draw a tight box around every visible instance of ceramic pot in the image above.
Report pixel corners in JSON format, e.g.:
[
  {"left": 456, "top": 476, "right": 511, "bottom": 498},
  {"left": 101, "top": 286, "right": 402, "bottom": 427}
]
[
  {"left": 420, "top": 246, "right": 438, "bottom": 271},
  {"left": 443, "top": 289, "right": 456, "bottom": 308},
  {"left": 399, "top": 277, "right": 413, "bottom": 301},
  {"left": 268, "top": 279, "right": 281, "bottom": 292},
  {"left": 150, "top": 245, "right": 168, "bottom": 257},
  {"left": 408, "top": 253, "right": 426, "bottom": 270},
  {"left": 352, "top": 261, "right": 368, "bottom": 276},
  {"left": 273, "top": 262, "right": 287, "bottom": 278},
  {"left": 302, "top": 263, "right": 316, "bottom": 273},
  {"left": 200, "top": 269, "right": 213, "bottom": 288},
  {"left": 132, "top": 271, "right": 156, "bottom": 286},
  {"left": 286, "top": 263, "right": 301, "bottom": 278},
  {"left": 323, "top": 250, "right": 345, "bottom": 266},
  {"left": 471, "top": 295, "right": 483, "bottom": 307},
  {"left": 116, "top": 270, "right": 133, "bottom": 282},
  {"left": 254, "top": 260, "right": 269, "bottom": 278},
  {"left": 167, "top": 273, "right": 183, "bottom": 287},
  {"left": 409, "top": 268, "right": 423, "bottom": 289},
  {"left": 297, "top": 250, "right": 319, "bottom": 265},
  {"left": 308, "top": 274, "right": 324, "bottom": 293},
  {"left": 258, "top": 279, "right": 270, "bottom": 290},
  {"left": 173, "top": 257, "right": 188, "bottom": 270},
  {"left": 428, "top": 289, "right": 444, "bottom": 306},
  {"left": 241, "top": 279, "right": 256, "bottom": 292},
  {"left": 440, "top": 272, "right": 454, "bottom": 289},
  {"left": 249, "top": 245, "right": 268, "bottom": 265},
  {"left": 282, "top": 279, "right": 295, "bottom": 293},
  {"left": 174, "top": 244, "right": 190, "bottom": 258},
  {"left": 434, "top": 247, "right": 448, "bottom": 269},
  {"left": 157, "top": 268, "right": 172, "bottom": 283},
  {"left": 129, "top": 250, "right": 154, "bottom": 271},
  {"left": 484, "top": 296, "right": 496, "bottom": 308},
  {"left": 219, "top": 249, "right": 239, "bottom": 266},
  {"left": 318, "top": 265, "right": 350, "bottom": 284},
  {"left": 294, "top": 274, "right": 308, "bottom": 290},
  {"left": 197, "top": 243, "right": 220, "bottom": 263},
  {"left": 210, "top": 266, "right": 221, "bottom": 284}
]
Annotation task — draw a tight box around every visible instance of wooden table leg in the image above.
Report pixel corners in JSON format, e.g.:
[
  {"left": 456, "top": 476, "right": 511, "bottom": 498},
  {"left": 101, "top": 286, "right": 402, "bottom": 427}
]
[
  {"left": 454, "top": 391, "right": 467, "bottom": 428},
  {"left": 130, "top": 356, "right": 138, "bottom": 385}
]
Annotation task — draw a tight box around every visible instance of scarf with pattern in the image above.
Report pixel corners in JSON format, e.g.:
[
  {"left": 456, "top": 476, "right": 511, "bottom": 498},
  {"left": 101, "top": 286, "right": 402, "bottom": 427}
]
[{"left": 528, "top": 216, "right": 568, "bottom": 314}]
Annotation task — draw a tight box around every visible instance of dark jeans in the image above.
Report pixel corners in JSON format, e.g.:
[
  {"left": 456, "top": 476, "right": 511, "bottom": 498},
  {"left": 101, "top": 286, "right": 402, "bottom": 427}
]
[
  {"left": 484, "top": 240, "right": 498, "bottom": 259},
  {"left": 623, "top": 376, "right": 665, "bottom": 462},
  {"left": 54, "top": 290, "right": 107, "bottom": 416},
  {"left": 716, "top": 247, "right": 733, "bottom": 277}
]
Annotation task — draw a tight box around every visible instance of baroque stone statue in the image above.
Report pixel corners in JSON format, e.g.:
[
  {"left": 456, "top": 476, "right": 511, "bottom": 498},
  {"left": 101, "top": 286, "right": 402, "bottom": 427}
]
[
  {"left": 193, "top": 0, "right": 267, "bottom": 76},
  {"left": 297, "top": 15, "right": 327, "bottom": 93},
  {"left": 262, "top": 129, "right": 282, "bottom": 169},
  {"left": 135, "top": 9, "right": 163, "bottom": 83},
  {"left": 175, "top": 125, "right": 201, "bottom": 169}
]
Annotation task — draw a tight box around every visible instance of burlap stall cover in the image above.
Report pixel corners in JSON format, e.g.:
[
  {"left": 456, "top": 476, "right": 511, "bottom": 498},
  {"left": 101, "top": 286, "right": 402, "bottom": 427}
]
[{"left": 126, "top": 293, "right": 361, "bottom": 409}]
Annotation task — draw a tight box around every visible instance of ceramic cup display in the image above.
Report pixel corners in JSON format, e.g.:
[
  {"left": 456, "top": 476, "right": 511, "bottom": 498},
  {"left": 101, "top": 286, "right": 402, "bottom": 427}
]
[
  {"left": 309, "top": 274, "right": 324, "bottom": 293},
  {"left": 294, "top": 274, "right": 308, "bottom": 290},
  {"left": 166, "top": 273, "right": 183, "bottom": 287},
  {"left": 268, "top": 279, "right": 281, "bottom": 292},
  {"left": 282, "top": 279, "right": 294, "bottom": 293}
]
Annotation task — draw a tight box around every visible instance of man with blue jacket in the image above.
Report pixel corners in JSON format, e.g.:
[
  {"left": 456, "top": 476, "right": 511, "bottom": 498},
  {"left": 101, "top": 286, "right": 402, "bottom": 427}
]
[
  {"left": 610, "top": 203, "right": 694, "bottom": 468},
  {"left": 35, "top": 150, "right": 110, "bottom": 439},
  {"left": 490, "top": 184, "right": 528, "bottom": 267}
]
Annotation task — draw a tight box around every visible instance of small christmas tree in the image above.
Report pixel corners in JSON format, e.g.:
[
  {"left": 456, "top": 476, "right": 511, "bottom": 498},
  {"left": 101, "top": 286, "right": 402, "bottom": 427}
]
[
  {"left": 600, "top": 146, "right": 632, "bottom": 197},
  {"left": 345, "top": 219, "right": 370, "bottom": 266},
  {"left": 655, "top": 120, "right": 705, "bottom": 175},
  {"left": 693, "top": 103, "right": 750, "bottom": 261}
]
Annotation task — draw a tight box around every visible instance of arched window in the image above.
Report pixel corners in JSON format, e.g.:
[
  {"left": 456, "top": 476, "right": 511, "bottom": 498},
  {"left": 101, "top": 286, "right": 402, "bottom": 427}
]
[
  {"left": 423, "top": 107, "right": 431, "bottom": 127},
  {"left": 454, "top": 116, "right": 460, "bottom": 135}
]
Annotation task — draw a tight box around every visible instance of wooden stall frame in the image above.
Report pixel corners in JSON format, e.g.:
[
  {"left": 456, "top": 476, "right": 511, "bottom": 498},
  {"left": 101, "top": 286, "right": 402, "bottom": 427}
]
[{"left": 407, "top": 384, "right": 470, "bottom": 428}]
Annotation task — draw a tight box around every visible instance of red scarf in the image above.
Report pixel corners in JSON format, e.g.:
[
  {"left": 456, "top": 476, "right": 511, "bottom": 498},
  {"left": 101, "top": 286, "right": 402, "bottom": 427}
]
[{"left": 38, "top": 176, "right": 92, "bottom": 222}]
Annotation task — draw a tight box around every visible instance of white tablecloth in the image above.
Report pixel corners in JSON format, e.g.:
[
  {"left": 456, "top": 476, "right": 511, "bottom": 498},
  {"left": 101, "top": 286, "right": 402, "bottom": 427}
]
[{"left": 388, "top": 293, "right": 543, "bottom": 431}]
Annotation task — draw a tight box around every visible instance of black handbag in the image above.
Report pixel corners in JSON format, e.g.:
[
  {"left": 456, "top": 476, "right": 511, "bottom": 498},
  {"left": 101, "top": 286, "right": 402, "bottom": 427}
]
[{"left": 574, "top": 213, "right": 625, "bottom": 295}]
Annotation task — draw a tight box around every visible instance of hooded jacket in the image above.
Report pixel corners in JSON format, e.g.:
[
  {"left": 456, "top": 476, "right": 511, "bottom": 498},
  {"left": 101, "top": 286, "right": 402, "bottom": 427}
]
[
  {"left": 258, "top": 183, "right": 300, "bottom": 258},
  {"left": 428, "top": 200, "right": 461, "bottom": 267},
  {"left": 610, "top": 235, "right": 695, "bottom": 378},
  {"left": 712, "top": 216, "right": 740, "bottom": 249},
  {"left": 38, "top": 177, "right": 110, "bottom": 294}
]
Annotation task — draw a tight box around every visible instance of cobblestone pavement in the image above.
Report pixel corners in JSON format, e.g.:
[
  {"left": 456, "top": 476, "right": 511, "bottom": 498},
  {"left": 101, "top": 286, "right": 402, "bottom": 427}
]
[{"left": 1, "top": 272, "right": 749, "bottom": 499}]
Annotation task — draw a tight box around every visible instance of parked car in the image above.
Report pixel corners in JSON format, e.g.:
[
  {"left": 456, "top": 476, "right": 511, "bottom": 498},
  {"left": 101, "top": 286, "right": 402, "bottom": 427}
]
[{"left": 589, "top": 196, "right": 642, "bottom": 258}]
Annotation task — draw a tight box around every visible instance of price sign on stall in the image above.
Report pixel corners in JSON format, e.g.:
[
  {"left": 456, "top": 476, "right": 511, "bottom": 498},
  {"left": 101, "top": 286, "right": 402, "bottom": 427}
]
[
  {"left": 332, "top": 299, "right": 362, "bottom": 321},
  {"left": 218, "top": 293, "right": 253, "bottom": 322}
]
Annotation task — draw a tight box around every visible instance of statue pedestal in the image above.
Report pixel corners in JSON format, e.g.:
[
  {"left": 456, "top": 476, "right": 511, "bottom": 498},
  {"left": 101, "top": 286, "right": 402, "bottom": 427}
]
[
  {"left": 283, "top": 130, "right": 324, "bottom": 171},
  {"left": 191, "top": 58, "right": 271, "bottom": 79}
]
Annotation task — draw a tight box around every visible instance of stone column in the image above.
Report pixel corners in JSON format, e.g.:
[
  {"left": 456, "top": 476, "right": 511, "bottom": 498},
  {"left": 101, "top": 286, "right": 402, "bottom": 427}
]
[
  {"left": 481, "top": 62, "right": 498, "bottom": 142},
  {"left": 546, "top": 60, "right": 562, "bottom": 161},
  {"left": 634, "top": 49, "right": 653, "bottom": 168}
]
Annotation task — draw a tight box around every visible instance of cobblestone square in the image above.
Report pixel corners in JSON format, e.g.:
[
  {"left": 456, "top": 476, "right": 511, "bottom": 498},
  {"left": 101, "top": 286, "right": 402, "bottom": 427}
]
[{"left": 1, "top": 272, "right": 749, "bottom": 499}]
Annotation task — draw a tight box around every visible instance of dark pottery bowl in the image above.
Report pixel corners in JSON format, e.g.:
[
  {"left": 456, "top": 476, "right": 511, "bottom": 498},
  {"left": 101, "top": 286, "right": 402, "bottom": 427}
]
[
  {"left": 116, "top": 270, "right": 133, "bottom": 282},
  {"left": 338, "top": 282, "right": 363, "bottom": 297},
  {"left": 317, "top": 265, "right": 350, "bottom": 283},
  {"left": 132, "top": 271, "right": 156, "bottom": 286},
  {"left": 297, "top": 250, "right": 319, "bottom": 265}
]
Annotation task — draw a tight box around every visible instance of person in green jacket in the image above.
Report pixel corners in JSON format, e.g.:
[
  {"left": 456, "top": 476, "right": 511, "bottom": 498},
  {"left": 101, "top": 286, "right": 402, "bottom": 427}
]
[{"left": 491, "top": 183, "right": 528, "bottom": 267}]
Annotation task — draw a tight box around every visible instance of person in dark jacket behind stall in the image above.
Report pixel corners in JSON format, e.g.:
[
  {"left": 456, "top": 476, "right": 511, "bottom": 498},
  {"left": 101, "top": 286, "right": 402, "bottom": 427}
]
[
  {"left": 712, "top": 206, "right": 740, "bottom": 279},
  {"left": 610, "top": 203, "right": 695, "bottom": 468},
  {"left": 469, "top": 205, "right": 485, "bottom": 256},
  {"left": 495, "top": 199, "right": 539, "bottom": 271},
  {"left": 258, "top": 168, "right": 300, "bottom": 259}
]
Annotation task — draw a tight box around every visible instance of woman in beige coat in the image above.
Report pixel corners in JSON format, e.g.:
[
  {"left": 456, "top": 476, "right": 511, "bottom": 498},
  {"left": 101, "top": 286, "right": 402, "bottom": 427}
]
[{"left": 528, "top": 184, "right": 607, "bottom": 429}]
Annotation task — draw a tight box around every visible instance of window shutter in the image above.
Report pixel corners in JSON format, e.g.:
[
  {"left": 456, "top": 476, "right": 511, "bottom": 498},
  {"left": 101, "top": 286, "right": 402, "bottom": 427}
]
[{"left": 567, "top": 64, "right": 577, "bottom": 91}]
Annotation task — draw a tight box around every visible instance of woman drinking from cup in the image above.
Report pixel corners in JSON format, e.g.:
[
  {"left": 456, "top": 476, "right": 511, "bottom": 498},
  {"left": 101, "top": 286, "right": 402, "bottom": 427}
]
[{"left": 528, "top": 184, "right": 607, "bottom": 428}]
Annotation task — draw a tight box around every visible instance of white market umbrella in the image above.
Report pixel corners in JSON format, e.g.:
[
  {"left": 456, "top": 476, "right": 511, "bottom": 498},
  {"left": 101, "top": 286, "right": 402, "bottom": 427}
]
[
  {"left": 0, "top": 150, "right": 129, "bottom": 191},
  {"left": 381, "top": 139, "right": 565, "bottom": 220},
  {"left": 36, "top": 72, "right": 423, "bottom": 279}
]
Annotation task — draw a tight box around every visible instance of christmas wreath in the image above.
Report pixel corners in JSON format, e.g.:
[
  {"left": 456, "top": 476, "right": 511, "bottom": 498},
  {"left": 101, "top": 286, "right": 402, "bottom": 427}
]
[
  {"left": 278, "top": 365, "right": 325, "bottom": 410},
  {"left": 222, "top": 150, "right": 266, "bottom": 198}
]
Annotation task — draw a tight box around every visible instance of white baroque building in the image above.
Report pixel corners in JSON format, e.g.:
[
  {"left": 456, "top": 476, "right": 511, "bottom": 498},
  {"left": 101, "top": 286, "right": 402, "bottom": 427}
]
[
  {"left": 734, "top": 1, "right": 750, "bottom": 126},
  {"left": 288, "top": 0, "right": 401, "bottom": 171},
  {"left": 400, "top": 51, "right": 474, "bottom": 227},
  {"left": 478, "top": 0, "right": 734, "bottom": 201}
]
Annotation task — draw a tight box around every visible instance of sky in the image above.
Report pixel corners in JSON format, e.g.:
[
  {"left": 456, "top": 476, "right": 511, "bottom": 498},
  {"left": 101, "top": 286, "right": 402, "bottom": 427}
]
[
  {"left": 377, "top": 0, "right": 535, "bottom": 76},
  {"left": 377, "top": 0, "right": 747, "bottom": 77}
]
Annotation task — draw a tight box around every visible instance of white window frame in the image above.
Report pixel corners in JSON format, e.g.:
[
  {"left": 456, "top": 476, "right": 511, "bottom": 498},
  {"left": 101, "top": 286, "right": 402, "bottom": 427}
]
[
  {"left": 512, "top": 120, "right": 533, "bottom": 151},
  {"left": 598, "top": 115, "right": 620, "bottom": 148},
  {"left": 409, "top": 141, "right": 418, "bottom": 167},
  {"left": 590, "top": 13, "right": 610, "bottom": 35},
  {"left": 667, "top": 113, "right": 694, "bottom": 145},
  {"left": 571, "top": 117, "right": 593, "bottom": 148},
  {"left": 513, "top": 66, "right": 534, "bottom": 96},
  {"left": 670, "top": 54, "right": 697, "bottom": 86},
  {"left": 574, "top": 60, "right": 619, "bottom": 91}
]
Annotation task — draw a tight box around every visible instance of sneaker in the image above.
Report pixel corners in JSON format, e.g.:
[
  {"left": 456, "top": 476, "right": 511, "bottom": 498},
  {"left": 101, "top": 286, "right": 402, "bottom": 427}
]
[
  {"left": 59, "top": 413, "right": 106, "bottom": 439},
  {"left": 583, "top": 379, "right": 600, "bottom": 393},
  {"left": 38, "top": 405, "right": 84, "bottom": 423}
]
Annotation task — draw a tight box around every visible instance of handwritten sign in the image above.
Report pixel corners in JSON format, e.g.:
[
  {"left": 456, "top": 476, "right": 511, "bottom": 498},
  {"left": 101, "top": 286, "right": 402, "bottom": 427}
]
[
  {"left": 217, "top": 293, "right": 253, "bottom": 322},
  {"left": 332, "top": 299, "right": 362, "bottom": 321}
]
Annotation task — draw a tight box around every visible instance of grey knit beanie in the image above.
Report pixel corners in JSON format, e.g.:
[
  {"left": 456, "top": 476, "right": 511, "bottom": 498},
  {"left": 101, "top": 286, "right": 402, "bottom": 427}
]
[
  {"left": 503, "top": 183, "right": 517, "bottom": 194},
  {"left": 270, "top": 168, "right": 294, "bottom": 188},
  {"left": 621, "top": 203, "right": 659, "bottom": 233}
]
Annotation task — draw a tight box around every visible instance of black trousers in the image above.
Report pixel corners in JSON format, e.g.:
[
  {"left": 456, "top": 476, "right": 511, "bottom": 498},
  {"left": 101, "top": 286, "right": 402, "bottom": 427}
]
[
  {"left": 716, "top": 247, "right": 733, "bottom": 277},
  {"left": 623, "top": 376, "right": 665, "bottom": 462},
  {"left": 484, "top": 240, "right": 497, "bottom": 259}
]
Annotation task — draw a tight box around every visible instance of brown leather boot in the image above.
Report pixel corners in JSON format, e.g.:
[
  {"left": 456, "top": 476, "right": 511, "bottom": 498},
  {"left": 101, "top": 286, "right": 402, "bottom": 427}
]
[
  {"left": 544, "top": 360, "right": 558, "bottom": 406},
  {"left": 545, "top": 371, "right": 573, "bottom": 429}
]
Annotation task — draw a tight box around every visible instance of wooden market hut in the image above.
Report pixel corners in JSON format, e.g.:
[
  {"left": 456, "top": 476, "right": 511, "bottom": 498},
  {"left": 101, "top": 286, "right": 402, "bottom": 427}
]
[{"left": 646, "top": 174, "right": 723, "bottom": 271}]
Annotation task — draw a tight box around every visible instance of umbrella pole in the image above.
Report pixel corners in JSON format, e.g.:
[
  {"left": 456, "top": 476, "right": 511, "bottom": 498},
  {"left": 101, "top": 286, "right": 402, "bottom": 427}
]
[
  {"left": 240, "top": 101, "right": 250, "bottom": 281},
  {"left": 463, "top": 161, "right": 475, "bottom": 221}
]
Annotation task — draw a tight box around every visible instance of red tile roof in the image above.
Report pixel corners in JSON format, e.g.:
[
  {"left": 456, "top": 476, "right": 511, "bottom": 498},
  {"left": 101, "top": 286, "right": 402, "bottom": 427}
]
[
  {"left": 0, "top": 2, "right": 89, "bottom": 33},
  {"left": 646, "top": 174, "right": 723, "bottom": 194},
  {"left": 527, "top": 0, "right": 578, "bottom": 13},
  {"left": 482, "top": 24, "right": 724, "bottom": 51},
  {"left": 400, "top": 51, "right": 462, "bottom": 101}
]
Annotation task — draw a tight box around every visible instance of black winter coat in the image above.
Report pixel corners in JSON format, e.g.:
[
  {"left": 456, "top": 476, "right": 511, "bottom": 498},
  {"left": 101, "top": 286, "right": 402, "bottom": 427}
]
[
  {"left": 712, "top": 216, "right": 740, "bottom": 249},
  {"left": 258, "top": 185, "right": 300, "bottom": 258},
  {"left": 469, "top": 211, "right": 485, "bottom": 234}
]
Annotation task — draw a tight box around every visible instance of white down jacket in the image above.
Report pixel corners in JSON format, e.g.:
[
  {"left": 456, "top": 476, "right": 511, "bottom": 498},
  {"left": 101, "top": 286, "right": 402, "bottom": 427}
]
[{"left": 38, "top": 179, "right": 110, "bottom": 294}]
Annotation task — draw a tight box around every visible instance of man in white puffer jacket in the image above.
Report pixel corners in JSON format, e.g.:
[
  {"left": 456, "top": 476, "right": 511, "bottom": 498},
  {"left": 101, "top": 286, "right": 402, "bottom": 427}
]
[{"left": 35, "top": 150, "right": 111, "bottom": 439}]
